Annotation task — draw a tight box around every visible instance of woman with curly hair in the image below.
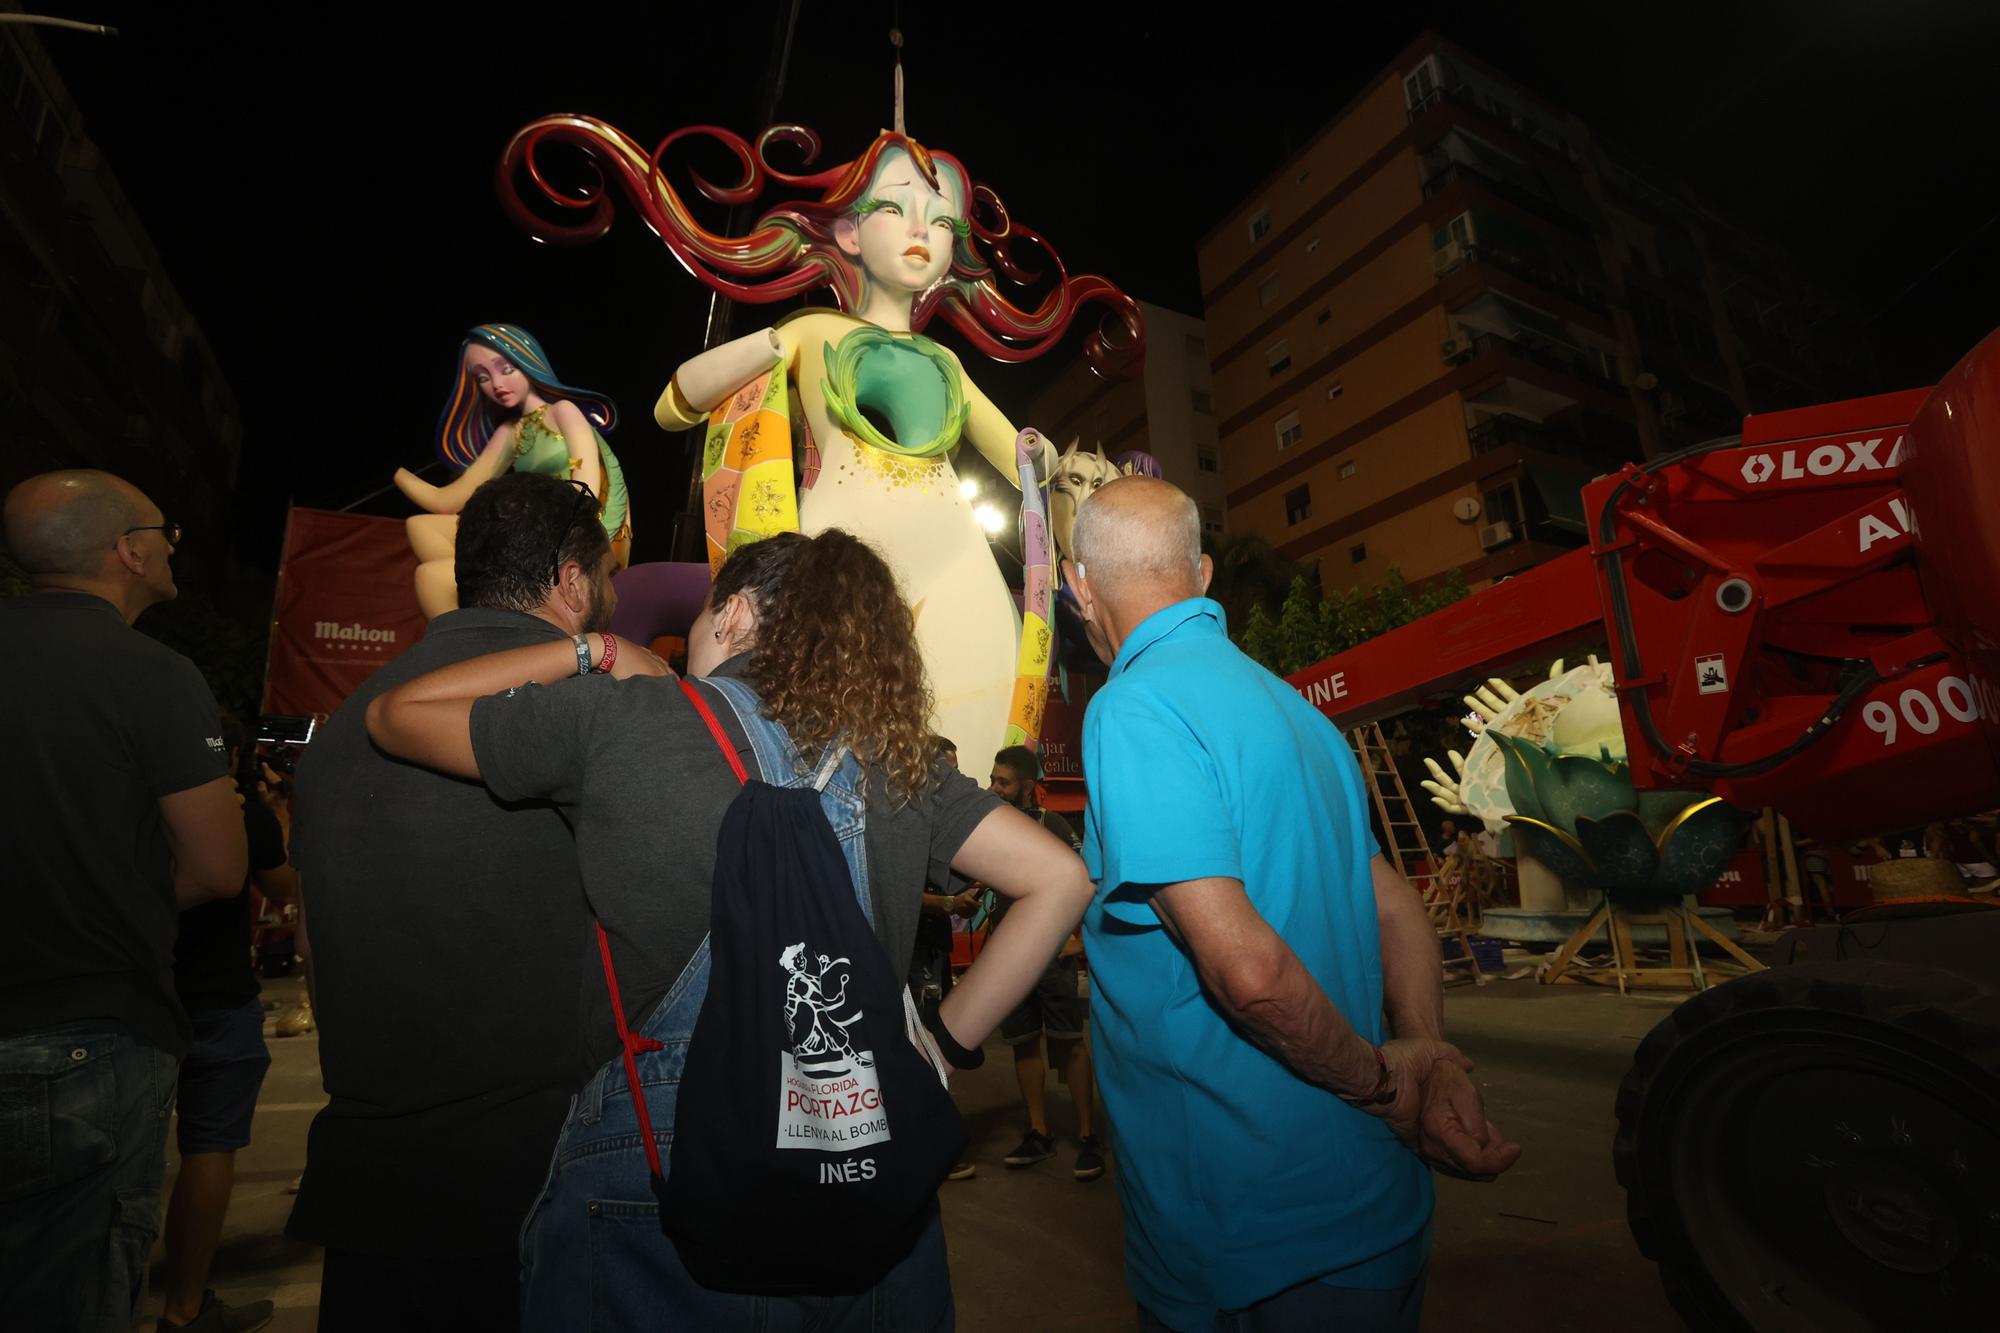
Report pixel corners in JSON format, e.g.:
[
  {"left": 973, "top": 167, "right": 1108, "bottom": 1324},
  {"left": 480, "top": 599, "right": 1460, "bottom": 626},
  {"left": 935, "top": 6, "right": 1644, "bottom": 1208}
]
[{"left": 364, "top": 527, "right": 1091, "bottom": 1329}]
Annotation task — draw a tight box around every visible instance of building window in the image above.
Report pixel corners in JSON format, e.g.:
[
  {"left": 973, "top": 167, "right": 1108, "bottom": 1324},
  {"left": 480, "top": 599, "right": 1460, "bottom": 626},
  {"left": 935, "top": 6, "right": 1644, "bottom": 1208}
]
[
  {"left": 1315, "top": 307, "right": 1331, "bottom": 326},
  {"left": 1403, "top": 56, "right": 1440, "bottom": 112},
  {"left": 1257, "top": 275, "right": 1281, "bottom": 308},
  {"left": 1197, "top": 446, "right": 1219, "bottom": 473},
  {"left": 1183, "top": 332, "right": 1207, "bottom": 360},
  {"left": 1350, "top": 543, "right": 1368, "bottom": 564},
  {"left": 1339, "top": 459, "right": 1357, "bottom": 479},
  {"left": 1266, "top": 340, "right": 1292, "bottom": 377},
  {"left": 1248, "top": 208, "right": 1272, "bottom": 243},
  {"left": 1274, "top": 411, "right": 1303, "bottom": 450},
  {"left": 1327, "top": 382, "right": 1345, "bottom": 400},
  {"left": 1191, "top": 387, "right": 1213, "bottom": 415},
  {"left": 1484, "top": 484, "right": 1523, "bottom": 530},
  {"left": 1285, "top": 484, "right": 1312, "bottom": 526},
  {"left": 1306, "top": 237, "right": 1322, "bottom": 255},
  {"left": 1201, "top": 503, "right": 1225, "bottom": 536}
]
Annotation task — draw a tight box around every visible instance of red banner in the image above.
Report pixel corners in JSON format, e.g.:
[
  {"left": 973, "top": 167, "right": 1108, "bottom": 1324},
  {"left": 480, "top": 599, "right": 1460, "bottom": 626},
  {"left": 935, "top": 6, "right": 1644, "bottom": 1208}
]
[
  {"left": 261, "top": 507, "right": 427, "bottom": 719},
  {"left": 1039, "top": 694, "right": 1083, "bottom": 780},
  {"left": 1698, "top": 846, "right": 1879, "bottom": 909}
]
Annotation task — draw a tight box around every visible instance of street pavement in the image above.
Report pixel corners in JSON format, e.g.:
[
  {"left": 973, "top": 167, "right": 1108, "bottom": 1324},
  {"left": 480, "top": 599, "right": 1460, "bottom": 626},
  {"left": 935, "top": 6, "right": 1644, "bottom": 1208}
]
[{"left": 153, "top": 967, "right": 1691, "bottom": 1331}]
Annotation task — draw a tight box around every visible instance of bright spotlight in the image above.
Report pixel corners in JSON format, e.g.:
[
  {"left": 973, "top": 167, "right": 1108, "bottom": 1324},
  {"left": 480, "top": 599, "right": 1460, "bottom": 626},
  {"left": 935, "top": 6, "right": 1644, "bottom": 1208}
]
[{"left": 974, "top": 502, "right": 1005, "bottom": 534}]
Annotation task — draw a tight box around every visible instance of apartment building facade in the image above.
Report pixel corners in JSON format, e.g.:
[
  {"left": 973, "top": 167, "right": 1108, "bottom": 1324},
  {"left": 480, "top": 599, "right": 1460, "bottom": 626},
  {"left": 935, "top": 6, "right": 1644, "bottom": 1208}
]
[
  {"left": 1026, "top": 300, "right": 1229, "bottom": 539},
  {"left": 2, "top": 16, "right": 242, "bottom": 583},
  {"left": 1199, "top": 33, "right": 1873, "bottom": 594}
]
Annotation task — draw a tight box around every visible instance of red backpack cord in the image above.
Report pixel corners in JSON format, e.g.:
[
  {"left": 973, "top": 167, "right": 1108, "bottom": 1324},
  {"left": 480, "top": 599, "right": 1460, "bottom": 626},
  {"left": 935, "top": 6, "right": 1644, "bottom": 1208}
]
[{"left": 592, "top": 678, "right": 748, "bottom": 1182}]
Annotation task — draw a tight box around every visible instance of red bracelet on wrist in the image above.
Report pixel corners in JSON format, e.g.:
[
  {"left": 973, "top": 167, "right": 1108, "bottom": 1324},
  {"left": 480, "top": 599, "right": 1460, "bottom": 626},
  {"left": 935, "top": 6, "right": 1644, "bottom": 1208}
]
[
  {"left": 1339, "top": 1044, "right": 1396, "bottom": 1107},
  {"left": 595, "top": 633, "right": 618, "bottom": 674}
]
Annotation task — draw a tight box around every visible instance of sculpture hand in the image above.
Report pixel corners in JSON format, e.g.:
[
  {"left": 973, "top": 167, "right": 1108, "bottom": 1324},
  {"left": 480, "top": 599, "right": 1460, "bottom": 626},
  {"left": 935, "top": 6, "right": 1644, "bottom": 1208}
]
[
  {"left": 1463, "top": 677, "right": 1521, "bottom": 722},
  {"left": 1421, "top": 750, "right": 1471, "bottom": 815}
]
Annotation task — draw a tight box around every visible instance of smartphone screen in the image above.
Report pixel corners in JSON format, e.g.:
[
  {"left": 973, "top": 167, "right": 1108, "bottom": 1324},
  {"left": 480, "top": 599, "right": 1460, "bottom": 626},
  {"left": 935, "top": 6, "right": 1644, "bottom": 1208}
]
[{"left": 258, "top": 715, "right": 318, "bottom": 746}]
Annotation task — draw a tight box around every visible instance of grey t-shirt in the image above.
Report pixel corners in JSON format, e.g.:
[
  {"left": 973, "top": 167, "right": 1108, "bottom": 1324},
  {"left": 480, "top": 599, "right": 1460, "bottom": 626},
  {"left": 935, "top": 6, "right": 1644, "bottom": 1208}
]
[{"left": 470, "top": 657, "right": 1000, "bottom": 1079}]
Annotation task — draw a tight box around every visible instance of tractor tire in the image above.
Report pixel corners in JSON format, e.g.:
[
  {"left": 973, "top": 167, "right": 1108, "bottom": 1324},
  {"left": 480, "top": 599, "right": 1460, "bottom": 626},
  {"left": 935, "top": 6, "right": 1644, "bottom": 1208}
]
[{"left": 1614, "top": 961, "right": 2000, "bottom": 1332}]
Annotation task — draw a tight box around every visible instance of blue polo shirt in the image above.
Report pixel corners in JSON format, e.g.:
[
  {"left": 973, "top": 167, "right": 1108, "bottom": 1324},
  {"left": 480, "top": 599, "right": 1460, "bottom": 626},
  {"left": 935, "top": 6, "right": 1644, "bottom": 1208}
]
[{"left": 1081, "top": 598, "right": 1430, "bottom": 1329}]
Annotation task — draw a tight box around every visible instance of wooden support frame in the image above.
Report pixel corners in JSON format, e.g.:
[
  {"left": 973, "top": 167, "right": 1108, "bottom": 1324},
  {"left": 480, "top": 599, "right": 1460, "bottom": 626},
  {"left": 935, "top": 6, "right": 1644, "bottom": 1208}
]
[{"left": 1540, "top": 894, "right": 1767, "bottom": 992}]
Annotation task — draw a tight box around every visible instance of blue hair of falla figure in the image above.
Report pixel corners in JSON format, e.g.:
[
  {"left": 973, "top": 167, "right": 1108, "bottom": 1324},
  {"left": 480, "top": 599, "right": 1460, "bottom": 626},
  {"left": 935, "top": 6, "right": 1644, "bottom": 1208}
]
[{"left": 432, "top": 323, "right": 620, "bottom": 470}]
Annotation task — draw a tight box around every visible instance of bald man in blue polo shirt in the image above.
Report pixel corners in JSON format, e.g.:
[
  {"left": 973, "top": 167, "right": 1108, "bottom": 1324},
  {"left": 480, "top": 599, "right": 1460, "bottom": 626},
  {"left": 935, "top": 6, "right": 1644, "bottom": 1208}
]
[{"left": 1066, "top": 477, "right": 1519, "bottom": 1332}]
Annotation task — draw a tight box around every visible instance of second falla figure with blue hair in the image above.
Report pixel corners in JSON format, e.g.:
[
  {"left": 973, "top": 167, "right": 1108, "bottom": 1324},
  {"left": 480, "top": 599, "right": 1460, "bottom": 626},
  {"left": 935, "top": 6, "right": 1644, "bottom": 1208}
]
[{"left": 393, "top": 323, "right": 633, "bottom": 617}]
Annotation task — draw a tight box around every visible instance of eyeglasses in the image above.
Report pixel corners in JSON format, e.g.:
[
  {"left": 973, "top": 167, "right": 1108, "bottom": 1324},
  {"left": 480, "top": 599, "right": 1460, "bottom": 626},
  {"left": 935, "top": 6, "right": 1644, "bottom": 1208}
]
[
  {"left": 123, "top": 522, "right": 183, "bottom": 546},
  {"left": 548, "top": 480, "right": 598, "bottom": 588}
]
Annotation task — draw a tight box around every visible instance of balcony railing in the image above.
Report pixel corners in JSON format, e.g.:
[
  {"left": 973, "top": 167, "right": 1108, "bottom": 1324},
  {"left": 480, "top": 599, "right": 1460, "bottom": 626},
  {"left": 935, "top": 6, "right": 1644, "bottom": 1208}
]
[
  {"left": 1456, "top": 329, "right": 1623, "bottom": 395},
  {"left": 1469, "top": 413, "right": 1572, "bottom": 457},
  {"left": 1443, "top": 243, "right": 1610, "bottom": 316},
  {"left": 1418, "top": 158, "right": 1592, "bottom": 238},
  {"left": 1408, "top": 83, "right": 1574, "bottom": 160}
]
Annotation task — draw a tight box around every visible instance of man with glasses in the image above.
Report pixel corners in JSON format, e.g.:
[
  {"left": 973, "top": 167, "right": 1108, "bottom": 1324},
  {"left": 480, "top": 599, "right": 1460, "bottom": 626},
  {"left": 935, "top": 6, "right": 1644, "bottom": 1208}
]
[
  {"left": 286, "top": 472, "right": 625, "bottom": 1331},
  {"left": 1, "top": 470, "right": 248, "bottom": 1331}
]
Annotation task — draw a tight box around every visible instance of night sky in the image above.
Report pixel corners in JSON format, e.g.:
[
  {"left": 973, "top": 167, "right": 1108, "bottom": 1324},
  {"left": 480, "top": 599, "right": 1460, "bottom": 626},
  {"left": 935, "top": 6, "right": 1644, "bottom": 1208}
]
[{"left": 34, "top": 1, "right": 2000, "bottom": 573}]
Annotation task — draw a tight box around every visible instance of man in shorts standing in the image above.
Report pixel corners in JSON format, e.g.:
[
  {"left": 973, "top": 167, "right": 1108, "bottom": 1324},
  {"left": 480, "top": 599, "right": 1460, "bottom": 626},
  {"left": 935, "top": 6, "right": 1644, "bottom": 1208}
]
[
  {"left": 159, "top": 714, "right": 296, "bottom": 1332},
  {"left": 987, "top": 746, "right": 1105, "bottom": 1182}
]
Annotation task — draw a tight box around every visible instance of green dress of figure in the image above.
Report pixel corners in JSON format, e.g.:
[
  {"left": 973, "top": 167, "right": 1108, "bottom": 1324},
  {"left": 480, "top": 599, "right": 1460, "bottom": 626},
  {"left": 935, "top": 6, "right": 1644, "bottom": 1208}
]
[{"left": 513, "top": 404, "right": 632, "bottom": 540}]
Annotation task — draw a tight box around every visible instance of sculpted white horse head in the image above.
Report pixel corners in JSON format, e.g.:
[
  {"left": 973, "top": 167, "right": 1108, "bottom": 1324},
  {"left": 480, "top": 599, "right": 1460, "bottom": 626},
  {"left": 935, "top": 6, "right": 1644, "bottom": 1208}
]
[{"left": 1049, "top": 439, "right": 1132, "bottom": 563}]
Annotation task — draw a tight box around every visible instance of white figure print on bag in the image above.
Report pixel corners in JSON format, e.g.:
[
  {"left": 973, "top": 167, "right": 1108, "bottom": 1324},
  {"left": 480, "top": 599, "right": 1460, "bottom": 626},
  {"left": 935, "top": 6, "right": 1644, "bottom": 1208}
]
[
  {"left": 781, "top": 943, "right": 870, "bottom": 1072},
  {"left": 777, "top": 943, "right": 893, "bottom": 1150}
]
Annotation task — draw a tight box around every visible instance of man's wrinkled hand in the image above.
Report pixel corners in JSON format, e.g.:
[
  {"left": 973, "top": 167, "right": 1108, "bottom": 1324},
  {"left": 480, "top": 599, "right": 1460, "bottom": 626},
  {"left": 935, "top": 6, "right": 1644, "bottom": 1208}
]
[
  {"left": 1367, "top": 1038, "right": 1473, "bottom": 1147},
  {"left": 1414, "top": 1060, "right": 1521, "bottom": 1181}
]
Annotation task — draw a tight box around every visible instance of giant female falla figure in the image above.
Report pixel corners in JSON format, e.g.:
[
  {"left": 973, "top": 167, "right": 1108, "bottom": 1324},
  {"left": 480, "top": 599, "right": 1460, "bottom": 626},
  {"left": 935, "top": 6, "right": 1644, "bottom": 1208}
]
[{"left": 500, "top": 117, "right": 1142, "bottom": 760}]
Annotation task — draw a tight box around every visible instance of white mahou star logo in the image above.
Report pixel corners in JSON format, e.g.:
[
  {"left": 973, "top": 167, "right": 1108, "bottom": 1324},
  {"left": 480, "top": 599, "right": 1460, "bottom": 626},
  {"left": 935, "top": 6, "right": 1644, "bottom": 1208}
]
[{"left": 1740, "top": 454, "right": 1775, "bottom": 484}]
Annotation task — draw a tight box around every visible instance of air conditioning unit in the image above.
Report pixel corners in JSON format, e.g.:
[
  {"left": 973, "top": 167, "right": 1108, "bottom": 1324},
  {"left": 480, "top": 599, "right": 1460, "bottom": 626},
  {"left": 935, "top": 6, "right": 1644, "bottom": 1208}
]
[
  {"left": 1478, "top": 521, "right": 1515, "bottom": 550},
  {"left": 1441, "top": 335, "right": 1475, "bottom": 365},
  {"left": 1433, "top": 239, "right": 1469, "bottom": 277}
]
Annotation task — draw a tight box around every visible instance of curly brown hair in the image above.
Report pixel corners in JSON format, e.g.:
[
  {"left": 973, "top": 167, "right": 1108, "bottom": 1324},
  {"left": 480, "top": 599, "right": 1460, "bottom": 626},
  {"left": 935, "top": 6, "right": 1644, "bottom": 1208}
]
[{"left": 711, "top": 529, "right": 936, "bottom": 804}]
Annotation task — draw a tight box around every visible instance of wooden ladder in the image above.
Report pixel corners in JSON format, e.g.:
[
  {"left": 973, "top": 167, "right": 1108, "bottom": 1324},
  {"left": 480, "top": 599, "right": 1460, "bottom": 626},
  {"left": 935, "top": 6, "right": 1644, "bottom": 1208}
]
[{"left": 1349, "top": 724, "right": 1482, "bottom": 982}]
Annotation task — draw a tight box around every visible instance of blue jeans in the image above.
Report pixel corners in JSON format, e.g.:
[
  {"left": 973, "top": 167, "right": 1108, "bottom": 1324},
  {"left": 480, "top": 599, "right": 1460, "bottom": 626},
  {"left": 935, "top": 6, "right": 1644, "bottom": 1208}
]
[
  {"left": 1137, "top": 1265, "right": 1428, "bottom": 1333},
  {"left": 0, "top": 1022, "right": 179, "bottom": 1332},
  {"left": 519, "top": 941, "right": 954, "bottom": 1331}
]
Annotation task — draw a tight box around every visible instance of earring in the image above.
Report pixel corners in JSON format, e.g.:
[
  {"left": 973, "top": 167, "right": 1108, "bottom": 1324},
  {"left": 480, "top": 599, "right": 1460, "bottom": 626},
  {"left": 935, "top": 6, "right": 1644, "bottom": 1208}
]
[{"left": 713, "top": 630, "right": 722, "bottom": 641}]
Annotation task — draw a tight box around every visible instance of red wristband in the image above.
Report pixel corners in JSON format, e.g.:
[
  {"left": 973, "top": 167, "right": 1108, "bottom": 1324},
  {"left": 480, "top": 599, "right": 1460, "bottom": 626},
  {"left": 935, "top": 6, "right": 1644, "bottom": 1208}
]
[
  {"left": 1339, "top": 1044, "right": 1396, "bottom": 1107},
  {"left": 595, "top": 633, "right": 618, "bottom": 675}
]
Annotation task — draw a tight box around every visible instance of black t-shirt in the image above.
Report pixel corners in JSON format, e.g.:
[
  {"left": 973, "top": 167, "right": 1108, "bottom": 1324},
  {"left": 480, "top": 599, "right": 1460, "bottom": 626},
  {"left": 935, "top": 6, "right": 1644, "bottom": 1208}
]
[
  {"left": 469, "top": 655, "right": 1002, "bottom": 1081},
  {"left": 174, "top": 798, "right": 287, "bottom": 1012},
  {"left": 285, "top": 609, "right": 594, "bottom": 1259},
  {"left": 0, "top": 592, "right": 229, "bottom": 1057}
]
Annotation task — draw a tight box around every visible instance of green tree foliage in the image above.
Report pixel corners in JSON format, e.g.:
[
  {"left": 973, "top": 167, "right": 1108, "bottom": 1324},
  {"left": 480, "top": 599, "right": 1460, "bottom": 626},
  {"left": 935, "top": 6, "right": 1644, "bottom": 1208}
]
[
  {"left": 1203, "top": 531, "right": 1310, "bottom": 639},
  {"left": 1240, "top": 602, "right": 1280, "bottom": 673},
  {"left": 1237, "top": 566, "right": 1473, "bottom": 675}
]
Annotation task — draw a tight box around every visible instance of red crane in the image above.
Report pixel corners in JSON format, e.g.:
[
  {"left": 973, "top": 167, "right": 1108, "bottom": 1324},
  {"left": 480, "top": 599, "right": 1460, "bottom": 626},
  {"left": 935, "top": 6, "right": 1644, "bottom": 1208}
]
[{"left": 1280, "top": 331, "right": 2000, "bottom": 1331}]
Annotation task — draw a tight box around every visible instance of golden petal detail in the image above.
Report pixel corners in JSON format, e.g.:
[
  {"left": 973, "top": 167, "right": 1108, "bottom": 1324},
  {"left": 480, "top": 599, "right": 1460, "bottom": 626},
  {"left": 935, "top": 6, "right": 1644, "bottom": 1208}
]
[
  {"left": 1653, "top": 794, "right": 1728, "bottom": 852},
  {"left": 1501, "top": 814, "right": 1598, "bottom": 869}
]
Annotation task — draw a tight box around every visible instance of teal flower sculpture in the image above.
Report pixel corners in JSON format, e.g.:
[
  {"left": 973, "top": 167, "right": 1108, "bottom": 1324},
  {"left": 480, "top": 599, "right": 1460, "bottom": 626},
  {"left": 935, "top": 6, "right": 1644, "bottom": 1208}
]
[{"left": 1488, "top": 732, "right": 1749, "bottom": 912}]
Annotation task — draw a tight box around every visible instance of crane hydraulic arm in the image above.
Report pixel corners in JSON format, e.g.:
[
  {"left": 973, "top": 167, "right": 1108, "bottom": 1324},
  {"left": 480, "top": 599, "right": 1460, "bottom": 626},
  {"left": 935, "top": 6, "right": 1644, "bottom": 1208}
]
[{"left": 1288, "top": 330, "right": 2000, "bottom": 840}]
